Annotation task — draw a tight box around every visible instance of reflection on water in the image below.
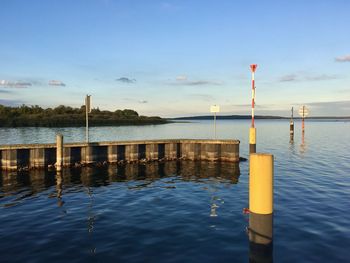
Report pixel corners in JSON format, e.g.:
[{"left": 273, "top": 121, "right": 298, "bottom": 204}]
[
  {"left": 249, "top": 213, "right": 273, "bottom": 263},
  {"left": 0, "top": 161, "right": 243, "bottom": 262},
  {"left": 56, "top": 172, "right": 64, "bottom": 207},
  {"left": 300, "top": 131, "right": 307, "bottom": 154},
  {"left": 0, "top": 170, "right": 56, "bottom": 207},
  {"left": 1, "top": 120, "right": 349, "bottom": 262},
  {"left": 289, "top": 134, "right": 294, "bottom": 144},
  {"left": 208, "top": 179, "right": 226, "bottom": 218},
  {"left": 0, "top": 161, "right": 240, "bottom": 208},
  {"left": 86, "top": 184, "right": 96, "bottom": 255}
]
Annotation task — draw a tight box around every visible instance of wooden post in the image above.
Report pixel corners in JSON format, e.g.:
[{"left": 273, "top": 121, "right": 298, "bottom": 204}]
[{"left": 56, "top": 134, "right": 63, "bottom": 171}]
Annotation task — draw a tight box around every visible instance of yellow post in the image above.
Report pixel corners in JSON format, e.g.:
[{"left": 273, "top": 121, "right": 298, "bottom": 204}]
[
  {"left": 249, "top": 153, "right": 273, "bottom": 214},
  {"left": 56, "top": 134, "right": 63, "bottom": 172},
  {"left": 249, "top": 127, "right": 256, "bottom": 154}
]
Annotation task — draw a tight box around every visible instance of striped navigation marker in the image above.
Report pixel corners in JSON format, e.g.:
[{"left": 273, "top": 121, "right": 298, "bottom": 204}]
[
  {"left": 290, "top": 107, "right": 295, "bottom": 142},
  {"left": 250, "top": 64, "right": 258, "bottom": 128},
  {"left": 249, "top": 64, "right": 258, "bottom": 154}
]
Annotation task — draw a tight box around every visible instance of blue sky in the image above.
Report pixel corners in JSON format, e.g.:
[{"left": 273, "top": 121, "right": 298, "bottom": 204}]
[{"left": 0, "top": 0, "right": 349, "bottom": 117}]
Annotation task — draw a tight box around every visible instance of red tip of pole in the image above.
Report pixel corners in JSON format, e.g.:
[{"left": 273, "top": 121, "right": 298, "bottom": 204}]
[{"left": 250, "top": 64, "right": 258, "bottom": 73}]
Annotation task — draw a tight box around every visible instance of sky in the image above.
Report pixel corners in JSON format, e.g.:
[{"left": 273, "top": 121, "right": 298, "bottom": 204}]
[{"left": 0, "top": 0, "right": 349, "bottom": 117}]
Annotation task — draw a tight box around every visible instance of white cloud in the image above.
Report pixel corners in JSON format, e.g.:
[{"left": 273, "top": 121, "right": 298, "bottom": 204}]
[
  {"left": 173, "top": 76, "right": 222, "bottom": 86},
  {"left": 49, "top": 80, "right": 66, "bottom": 86},
  {"left": 335, "top": 55, "right": 350, "bottom": 62},
  {"left": 305, "top": 74, "right": 338, "bottom": 81},
  {"left": 0, "top": 80, "right": 32, "bottom": 88},
  {"left": 176, "top": 75, "right": 188, "bottom": 81},
  {"left": 279, "top": 74, "right": 297, "bottom": 82},
  {"left": 279, "top": 73, "right": 338, "bottom": 82}
]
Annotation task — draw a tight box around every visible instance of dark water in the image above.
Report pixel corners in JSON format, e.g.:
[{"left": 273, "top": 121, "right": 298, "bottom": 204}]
[{"left": 0, "top": 120, "right": 350, "bottom": 262}]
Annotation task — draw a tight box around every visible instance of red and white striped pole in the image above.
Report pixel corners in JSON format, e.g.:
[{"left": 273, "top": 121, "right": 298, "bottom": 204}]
[
  {"left": 249, "top": 64, "right": 258, "bottom": 154},
  {"left": 250, "top": 64, "right": 257, "bottom": 128}
]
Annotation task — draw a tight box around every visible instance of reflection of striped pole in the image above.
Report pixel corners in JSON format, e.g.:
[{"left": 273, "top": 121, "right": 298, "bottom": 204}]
[
  {"left": 250, "top": 64, "right": 257, "bottom": 154},
  {"left": 302, "top": 106, "right": 305, "bottom": 133}
]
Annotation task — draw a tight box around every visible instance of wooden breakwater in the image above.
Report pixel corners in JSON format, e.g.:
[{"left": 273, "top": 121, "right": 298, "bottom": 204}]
[{"left": 0, "top": 138, "right": 240, "bottom": 170}]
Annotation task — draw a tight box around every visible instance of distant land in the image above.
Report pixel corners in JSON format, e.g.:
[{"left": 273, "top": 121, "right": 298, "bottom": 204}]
[
  {"left": 0, "top": 104, "right": 167, "bottom": 127},
  {"left": 170, "top": 115, "right": 350, "bottom": 120}
]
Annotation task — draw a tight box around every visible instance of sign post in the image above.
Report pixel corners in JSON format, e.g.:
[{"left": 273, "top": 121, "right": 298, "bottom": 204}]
[
  {"left": 85, "top": 95, "right": 91, "bottom": 143},
  {"left": 210, "top": 105, "right": 220, "bottom": 139}
]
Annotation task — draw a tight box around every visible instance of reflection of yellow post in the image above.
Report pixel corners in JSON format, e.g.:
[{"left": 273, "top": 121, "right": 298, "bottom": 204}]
[
  {"left": 56, "top": 171, "right": 64, "bottom": 207},
  {"left": 249, "top": 153, "right": 273, "bottom": 214},
  {"left": 249, "top": 127, "right": 256, "bottom": 154},
  {"left": 249, "top": 213, "right": 273, "bottom": 262}
]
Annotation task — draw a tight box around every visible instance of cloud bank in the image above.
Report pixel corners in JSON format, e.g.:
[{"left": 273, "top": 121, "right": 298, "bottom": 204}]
[
  {"left": 0, "top": 99, "right": 24, "bottom": 106},
  {"left": 225, "top": 101, "right": 350, "bottom": 117}
]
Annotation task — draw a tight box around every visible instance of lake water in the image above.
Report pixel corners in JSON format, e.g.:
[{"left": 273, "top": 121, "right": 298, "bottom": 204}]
[{"left": 0, "top": 120, "right": 349, "bottom": 262}]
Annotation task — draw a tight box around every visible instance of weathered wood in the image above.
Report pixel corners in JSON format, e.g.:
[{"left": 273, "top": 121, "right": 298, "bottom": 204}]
[{"left": 0, "top": 139, "right": 240, "bottom": 170}]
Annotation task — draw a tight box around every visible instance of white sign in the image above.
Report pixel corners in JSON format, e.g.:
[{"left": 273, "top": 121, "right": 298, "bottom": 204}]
[
  {"left": 210, "top": 105, "right": 220, "bottom": 113},
  {"left": 298, "top": 106, "right": 309, "bottom": 118}
]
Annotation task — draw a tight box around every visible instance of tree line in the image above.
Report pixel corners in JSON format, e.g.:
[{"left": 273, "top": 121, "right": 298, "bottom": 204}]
[{"left": 0, "top": 104, "right": 167, "bottom": 127}]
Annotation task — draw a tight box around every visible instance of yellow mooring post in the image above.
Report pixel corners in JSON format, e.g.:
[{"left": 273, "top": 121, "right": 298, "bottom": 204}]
[
  {"left": 249, "top": 153, "right": 274, "bottom": 214},
  {"left": 249, "top": 153, "right": 274, "bottom": 262},
  {"left": 249, "top": 127, "right": 256, "bottom": 154}
]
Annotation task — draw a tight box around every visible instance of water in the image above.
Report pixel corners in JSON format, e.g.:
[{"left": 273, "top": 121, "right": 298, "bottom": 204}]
[{"left": 0, "top": 120, "right": 349, "bottom": 262}]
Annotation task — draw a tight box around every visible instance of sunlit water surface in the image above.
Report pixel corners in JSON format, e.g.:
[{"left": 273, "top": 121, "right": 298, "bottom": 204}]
[{"left": 0, "top": 120, "right": 349, "bottom": 262}]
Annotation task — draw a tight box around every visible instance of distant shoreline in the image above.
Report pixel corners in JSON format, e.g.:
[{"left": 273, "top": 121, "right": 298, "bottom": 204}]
[
  {"left": 0, "top": 104, "right": 168, "bottom": 128},
  {"left": 168, "top": 115, "right": 350, "bottom": 120}
]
